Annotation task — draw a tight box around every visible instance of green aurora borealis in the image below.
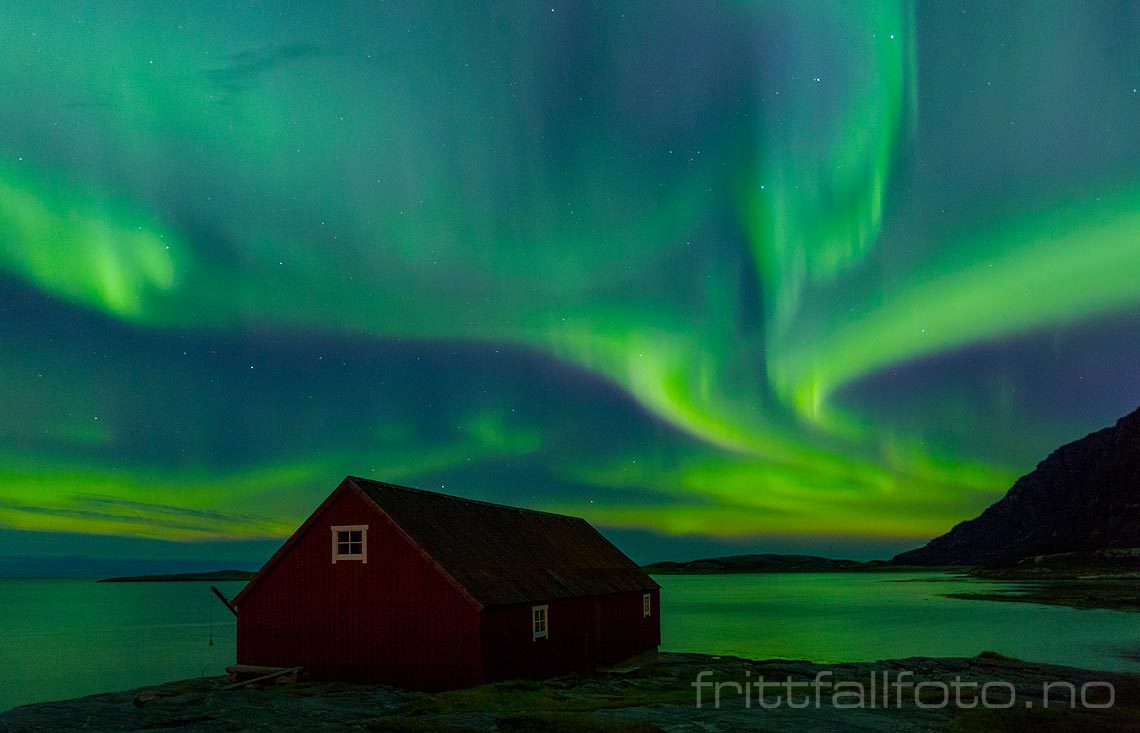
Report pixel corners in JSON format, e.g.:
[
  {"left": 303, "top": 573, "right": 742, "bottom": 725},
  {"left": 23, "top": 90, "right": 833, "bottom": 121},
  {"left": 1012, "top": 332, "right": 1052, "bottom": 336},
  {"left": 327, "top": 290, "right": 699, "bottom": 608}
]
[{"left": 3, "top": 1, "right": 1140, "bottom": 561}]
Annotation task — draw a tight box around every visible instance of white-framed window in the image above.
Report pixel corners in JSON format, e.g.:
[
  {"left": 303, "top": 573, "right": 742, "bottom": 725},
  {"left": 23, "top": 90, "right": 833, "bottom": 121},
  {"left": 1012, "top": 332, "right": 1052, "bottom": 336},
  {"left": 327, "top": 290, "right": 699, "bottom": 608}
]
[
  {"left": 531, "top": 604, "right": 548, "bottom": 640},
  {"left": 331, "top": 525, "right": 368, "bottom": 564},
  {"left": 643, "top": 593, "right": 652, "bottom": 618}
]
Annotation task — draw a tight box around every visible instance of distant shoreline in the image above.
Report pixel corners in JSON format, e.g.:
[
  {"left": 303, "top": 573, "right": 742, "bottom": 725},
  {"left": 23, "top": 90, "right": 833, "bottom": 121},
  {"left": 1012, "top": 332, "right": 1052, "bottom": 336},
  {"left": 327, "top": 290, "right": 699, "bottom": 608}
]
[
  {"left": 641, "top": 553, "right": 960, "bottom": 575},
  {"left": 97, "top": 570, "right": 256, "bottom": 583},
  {"left": 640, "top": 552, "right": 1140, "bottom": 613}
]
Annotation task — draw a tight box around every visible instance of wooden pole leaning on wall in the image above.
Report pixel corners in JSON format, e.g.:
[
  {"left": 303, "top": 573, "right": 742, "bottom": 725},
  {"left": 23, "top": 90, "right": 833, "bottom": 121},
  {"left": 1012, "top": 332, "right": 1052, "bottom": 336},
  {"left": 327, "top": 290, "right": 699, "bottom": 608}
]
[{"left": 210, "top": 585, "right": 238, "bottom": 617}]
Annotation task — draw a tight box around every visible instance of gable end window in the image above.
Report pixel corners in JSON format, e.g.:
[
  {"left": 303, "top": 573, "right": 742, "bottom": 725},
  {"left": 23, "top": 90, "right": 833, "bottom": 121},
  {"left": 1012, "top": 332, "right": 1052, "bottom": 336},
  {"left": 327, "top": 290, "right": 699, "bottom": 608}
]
[
  {"left": 643, "top": 593, "right": 651, "bottom": 618},
  {"left": 331, "top": 525, "right": 368, "bottom": 563},
  {"left": 532, "top": 604, "right": 548, "bottom": 640}
]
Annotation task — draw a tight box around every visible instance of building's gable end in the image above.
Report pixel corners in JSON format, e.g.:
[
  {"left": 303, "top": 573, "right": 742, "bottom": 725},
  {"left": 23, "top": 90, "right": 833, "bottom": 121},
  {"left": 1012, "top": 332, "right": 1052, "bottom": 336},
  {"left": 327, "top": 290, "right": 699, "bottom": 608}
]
[
  {"left": 237, "top": 481, "right": 485, "bottom": 687},
  {"left": 233, "top": 477, "right": 369, "bottom": 607}
]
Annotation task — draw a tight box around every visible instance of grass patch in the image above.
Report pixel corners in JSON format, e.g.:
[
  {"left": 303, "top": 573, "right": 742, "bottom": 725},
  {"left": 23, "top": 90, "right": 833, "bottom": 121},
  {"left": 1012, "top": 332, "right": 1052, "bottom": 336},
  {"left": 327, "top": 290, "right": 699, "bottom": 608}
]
[
  {"left": 952, "top": 705, "right": 1140, "bottom": 733},
  {"left": 362, "top": 719, "right": 480, "bottom": 733},
  {"left": 406, "top": 677, "right": 689, "bottom": 717},
  {"left": 496, "top": 713, "right": 664, "bottom": 733},
  {"left": 951, "top": 676, "right": 1140, "bottom": 732}
]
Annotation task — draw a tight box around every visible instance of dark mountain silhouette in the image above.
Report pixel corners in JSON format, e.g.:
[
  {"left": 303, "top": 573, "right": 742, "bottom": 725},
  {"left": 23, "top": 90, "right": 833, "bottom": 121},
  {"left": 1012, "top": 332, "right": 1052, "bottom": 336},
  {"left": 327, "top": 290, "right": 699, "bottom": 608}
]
[{"left": 894, "top": 406, "right": 1140, "bottom": 567}]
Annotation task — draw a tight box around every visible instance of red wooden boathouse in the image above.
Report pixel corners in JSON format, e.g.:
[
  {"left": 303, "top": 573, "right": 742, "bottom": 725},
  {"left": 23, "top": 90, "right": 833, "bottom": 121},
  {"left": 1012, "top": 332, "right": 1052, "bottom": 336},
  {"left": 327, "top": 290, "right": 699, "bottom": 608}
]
[{"left": 231, "top": 476, "right": 660, "bottom": 689}]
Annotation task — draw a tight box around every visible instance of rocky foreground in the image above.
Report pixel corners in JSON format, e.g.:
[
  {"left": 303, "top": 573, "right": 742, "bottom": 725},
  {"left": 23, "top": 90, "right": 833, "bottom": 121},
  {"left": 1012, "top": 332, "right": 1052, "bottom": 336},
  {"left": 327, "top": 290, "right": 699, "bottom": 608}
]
[{"left": 4, "top": 652, "right": 1138, "bottom": 732}]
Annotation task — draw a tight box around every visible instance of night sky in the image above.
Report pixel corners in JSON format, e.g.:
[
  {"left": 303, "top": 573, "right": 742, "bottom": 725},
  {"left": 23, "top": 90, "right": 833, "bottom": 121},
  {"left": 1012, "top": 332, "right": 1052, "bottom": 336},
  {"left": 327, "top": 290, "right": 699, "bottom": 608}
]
[{"left": 3, "top": 1, "right": 1140, "bottom": 565}]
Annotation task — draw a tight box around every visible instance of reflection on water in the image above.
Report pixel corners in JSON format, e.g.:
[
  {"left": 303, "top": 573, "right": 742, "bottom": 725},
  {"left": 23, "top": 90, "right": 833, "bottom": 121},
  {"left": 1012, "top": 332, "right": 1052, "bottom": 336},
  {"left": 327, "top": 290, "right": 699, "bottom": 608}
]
[{"left": 658, "top": 572, "right": 1140, "bottom": 672}]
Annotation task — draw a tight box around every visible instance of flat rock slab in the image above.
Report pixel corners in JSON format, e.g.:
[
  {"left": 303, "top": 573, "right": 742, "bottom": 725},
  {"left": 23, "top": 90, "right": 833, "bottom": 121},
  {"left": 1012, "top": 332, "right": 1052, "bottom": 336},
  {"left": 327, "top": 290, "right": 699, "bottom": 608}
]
[{"left": 3, "top": 653, "right": 1137, "bottom": 732}]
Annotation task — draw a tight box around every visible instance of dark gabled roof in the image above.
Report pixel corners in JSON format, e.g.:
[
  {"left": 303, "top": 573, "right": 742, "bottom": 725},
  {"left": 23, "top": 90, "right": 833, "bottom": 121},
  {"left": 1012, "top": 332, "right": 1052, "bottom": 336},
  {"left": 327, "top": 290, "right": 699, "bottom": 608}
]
[{"left": 349, "top": 477, "right": 659, "bottom": 607}]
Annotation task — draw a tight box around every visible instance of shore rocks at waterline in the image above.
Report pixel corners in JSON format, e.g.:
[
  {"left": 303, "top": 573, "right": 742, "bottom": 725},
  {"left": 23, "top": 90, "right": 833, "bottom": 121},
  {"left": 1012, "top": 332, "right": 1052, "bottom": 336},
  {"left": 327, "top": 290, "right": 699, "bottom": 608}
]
[{"left": 3, "top": 652, "right": 1138, "bottom": 732}]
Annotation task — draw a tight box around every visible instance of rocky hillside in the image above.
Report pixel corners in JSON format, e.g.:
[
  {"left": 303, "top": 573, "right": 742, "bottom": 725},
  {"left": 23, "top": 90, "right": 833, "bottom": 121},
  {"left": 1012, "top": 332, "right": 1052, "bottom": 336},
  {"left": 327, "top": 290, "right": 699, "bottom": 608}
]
[{"left": 895, "top": 406, "right": 1140, "bottom": 567}]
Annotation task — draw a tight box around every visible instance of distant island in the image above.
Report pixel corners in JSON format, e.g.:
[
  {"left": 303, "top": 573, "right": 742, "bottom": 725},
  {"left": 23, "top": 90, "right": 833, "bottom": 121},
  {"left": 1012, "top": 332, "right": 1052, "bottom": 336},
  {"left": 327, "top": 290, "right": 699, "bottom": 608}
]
[{"left": 98, "top": 569, "right": 257, "bottom": 583}]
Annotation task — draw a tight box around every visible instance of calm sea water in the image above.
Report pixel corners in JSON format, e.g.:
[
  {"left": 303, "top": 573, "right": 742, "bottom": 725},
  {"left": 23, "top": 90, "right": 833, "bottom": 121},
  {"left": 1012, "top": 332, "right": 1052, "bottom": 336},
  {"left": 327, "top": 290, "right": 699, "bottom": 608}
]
[
  {"left": 659, "top": 573, "right": 1140, "bottom": 672},
  {"left": 0, "top": 579, "right": 245, "bottom": 713},
  {"left": 1, "top": 572, "right": 1137, "bottom": 712}
]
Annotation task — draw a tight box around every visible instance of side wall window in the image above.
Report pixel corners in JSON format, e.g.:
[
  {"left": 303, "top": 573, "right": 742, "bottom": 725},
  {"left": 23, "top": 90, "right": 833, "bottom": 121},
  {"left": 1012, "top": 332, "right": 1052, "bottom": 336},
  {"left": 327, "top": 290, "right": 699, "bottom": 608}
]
[
  {"left": 532, "top": 604, "right": 548, "bottom": 640},
  {"left": 331, "top": 525, "right": 368, "bottom": 563},
  {"left": 643, "top": 593, "right": 651, "bottom": 617}
]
